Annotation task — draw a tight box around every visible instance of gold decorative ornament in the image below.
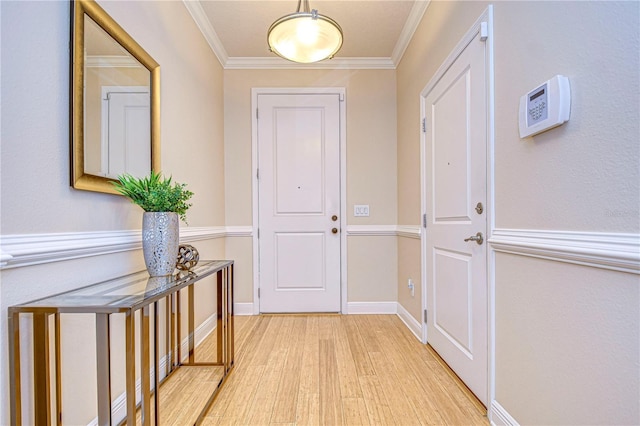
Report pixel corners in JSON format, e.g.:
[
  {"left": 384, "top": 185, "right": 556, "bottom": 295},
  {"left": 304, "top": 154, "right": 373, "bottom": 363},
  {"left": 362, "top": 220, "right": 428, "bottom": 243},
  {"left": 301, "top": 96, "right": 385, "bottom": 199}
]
[{"left": 176, "top": 244, "right": 199, "bottom": 271}]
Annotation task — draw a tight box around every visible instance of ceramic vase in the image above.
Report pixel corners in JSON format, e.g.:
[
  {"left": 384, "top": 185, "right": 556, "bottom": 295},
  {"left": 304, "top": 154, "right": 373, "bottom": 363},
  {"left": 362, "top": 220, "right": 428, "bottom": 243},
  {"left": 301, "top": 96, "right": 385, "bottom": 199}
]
[{"left": 142, "top": 212, "right": 179, "bottom": 277}]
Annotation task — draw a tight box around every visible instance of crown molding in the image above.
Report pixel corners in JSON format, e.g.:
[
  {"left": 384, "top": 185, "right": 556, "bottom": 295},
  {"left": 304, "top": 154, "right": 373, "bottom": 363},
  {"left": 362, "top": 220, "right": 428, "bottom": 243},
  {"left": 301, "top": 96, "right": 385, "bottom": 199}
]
[
  {"left": 182, "top": 0, "right": 229, "bottom": 66},
  {"left": 184, "top": 0, "right": 430, "bottom": 70},
  {"left": 85, "top": 55, "right": 141, "bottom": 68},
  {"left": 391, "top": 0, "right": 430, "bottom": 65},
  {"left": 224, "top": 56, "right": 396, "bottom": 70}
]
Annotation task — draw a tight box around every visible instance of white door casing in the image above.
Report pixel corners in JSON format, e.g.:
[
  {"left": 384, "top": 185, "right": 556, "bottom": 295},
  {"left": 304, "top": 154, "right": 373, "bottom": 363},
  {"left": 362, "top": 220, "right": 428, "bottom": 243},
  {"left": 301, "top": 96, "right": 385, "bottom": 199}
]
[
  {"left": 420, "top": 10, "right": 493, "bottom": 406},
  {"left": 256, "top": 92, "right": 342, "bottom": 313}
]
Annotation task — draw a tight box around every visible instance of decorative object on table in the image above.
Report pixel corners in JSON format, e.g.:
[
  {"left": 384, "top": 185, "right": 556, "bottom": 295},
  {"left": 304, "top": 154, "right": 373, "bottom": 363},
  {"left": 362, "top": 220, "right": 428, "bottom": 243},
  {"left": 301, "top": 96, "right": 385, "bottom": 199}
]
[
  {"left": 112, "top": 171, "right": 194, "bottom": 277},
  {"left": 141, "top": 212, "right": 179, "bottom": 276},
  {"left": 176, "top": 244, "right": 200, "bottom": 271}
]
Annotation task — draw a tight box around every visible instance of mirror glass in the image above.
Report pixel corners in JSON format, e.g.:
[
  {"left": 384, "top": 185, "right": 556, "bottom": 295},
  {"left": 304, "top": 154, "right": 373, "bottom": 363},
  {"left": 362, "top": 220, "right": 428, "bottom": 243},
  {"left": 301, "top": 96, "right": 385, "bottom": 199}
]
[{"left": 71, "top": 0, "right": 160, "bottom": 194}]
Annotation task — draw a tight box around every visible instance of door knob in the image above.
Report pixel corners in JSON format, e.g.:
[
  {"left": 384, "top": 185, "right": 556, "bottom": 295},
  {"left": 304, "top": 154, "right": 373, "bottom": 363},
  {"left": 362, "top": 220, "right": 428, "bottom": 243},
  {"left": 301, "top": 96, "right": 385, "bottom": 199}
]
[
  {"left": 332, "top": 215, "right": 338, "bottom": 221},
  {"left": 331, "top": 228, "right": 339, "bottom": 234},
  {"left": 464, "top": 232, "right": 483, "bottom": 245}
]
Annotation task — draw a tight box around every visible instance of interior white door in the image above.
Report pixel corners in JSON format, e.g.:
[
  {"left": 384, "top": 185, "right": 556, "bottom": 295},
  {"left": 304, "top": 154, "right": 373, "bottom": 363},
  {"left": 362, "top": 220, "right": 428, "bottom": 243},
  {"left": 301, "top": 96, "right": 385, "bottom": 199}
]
[
  {"left": 257, "top": 93, "right": 341, "bottom": 313},
  {"left": 423, "top": 31, "right": 488, "bottom": 404},
  {"left": 103, "top": 89, "right": 150, "bottom": 179}
]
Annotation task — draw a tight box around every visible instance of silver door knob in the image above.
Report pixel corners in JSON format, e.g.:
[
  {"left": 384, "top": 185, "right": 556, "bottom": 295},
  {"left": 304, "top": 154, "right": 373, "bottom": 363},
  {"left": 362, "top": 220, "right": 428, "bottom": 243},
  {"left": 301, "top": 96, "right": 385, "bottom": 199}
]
[{"left": 464, "top": 232, "right": 483, "bottom": 245}]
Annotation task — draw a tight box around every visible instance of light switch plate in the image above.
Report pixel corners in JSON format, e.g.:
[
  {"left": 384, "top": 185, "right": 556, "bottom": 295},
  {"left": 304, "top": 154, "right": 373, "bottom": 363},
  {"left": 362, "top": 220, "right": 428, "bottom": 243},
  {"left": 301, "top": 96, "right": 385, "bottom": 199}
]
[{"left": 354, "top": 205, "right": 369, "bottom": 217}]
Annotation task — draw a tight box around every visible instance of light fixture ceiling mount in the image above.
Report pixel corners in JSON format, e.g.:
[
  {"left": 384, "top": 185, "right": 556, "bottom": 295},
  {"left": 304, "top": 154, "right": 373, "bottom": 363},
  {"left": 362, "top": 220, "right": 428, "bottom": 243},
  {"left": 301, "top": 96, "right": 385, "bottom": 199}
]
[{"left": 268, "top": 0, "right": 343, "bottom": 64}]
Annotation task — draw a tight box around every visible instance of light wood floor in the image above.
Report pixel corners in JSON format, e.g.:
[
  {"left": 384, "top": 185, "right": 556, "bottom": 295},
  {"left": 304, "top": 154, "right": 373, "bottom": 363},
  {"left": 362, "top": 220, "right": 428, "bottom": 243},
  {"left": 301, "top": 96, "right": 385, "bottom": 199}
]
[{"left": 191, "top": 314, "right": 488, "bottom": 426}]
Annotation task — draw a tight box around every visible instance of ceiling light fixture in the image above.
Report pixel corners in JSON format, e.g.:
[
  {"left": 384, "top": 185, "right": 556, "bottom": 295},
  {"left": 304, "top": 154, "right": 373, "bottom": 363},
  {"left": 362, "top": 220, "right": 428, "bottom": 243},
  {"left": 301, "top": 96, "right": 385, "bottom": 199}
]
[{"left": 268, "top": 0, "right": 343, "bottom": 64}]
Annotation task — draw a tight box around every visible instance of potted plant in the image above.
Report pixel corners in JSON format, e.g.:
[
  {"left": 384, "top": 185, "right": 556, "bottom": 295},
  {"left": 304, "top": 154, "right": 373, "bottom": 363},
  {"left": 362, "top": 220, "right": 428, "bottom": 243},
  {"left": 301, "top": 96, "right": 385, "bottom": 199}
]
[{"left": 113, "top": 171, "right": 194, "bottom": 276}]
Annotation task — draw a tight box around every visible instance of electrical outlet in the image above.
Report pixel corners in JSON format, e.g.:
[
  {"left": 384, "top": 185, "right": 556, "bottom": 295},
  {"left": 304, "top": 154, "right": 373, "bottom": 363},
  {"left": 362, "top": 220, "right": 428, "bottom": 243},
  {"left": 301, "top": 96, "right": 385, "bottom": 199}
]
[
  {"left": 354, "top": 205, "right": 369, "bottom": 217},
  {"left": 408, "top": 279, "right": 414, "bottom": 297}
]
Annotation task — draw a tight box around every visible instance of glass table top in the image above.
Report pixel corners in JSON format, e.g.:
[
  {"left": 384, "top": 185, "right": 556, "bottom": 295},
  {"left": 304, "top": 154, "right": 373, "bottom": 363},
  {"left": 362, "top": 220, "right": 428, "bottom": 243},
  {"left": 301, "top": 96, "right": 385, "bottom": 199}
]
[{"left": 10, "top": 260, "right": 232, "bottom": 312}]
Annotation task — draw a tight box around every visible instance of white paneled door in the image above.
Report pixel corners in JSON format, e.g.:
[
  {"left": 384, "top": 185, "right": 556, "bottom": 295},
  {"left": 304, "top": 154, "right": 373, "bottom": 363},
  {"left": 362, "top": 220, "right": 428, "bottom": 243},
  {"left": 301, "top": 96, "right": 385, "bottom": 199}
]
[
  {"left": 102, "top": 87, "right": 150, "bottom": 179},
  {"left": 257, "top": 93, "right": 341, "bottom": 313},
  {"left": 423, "top": 29, "right": 489, "bottom": 404}
]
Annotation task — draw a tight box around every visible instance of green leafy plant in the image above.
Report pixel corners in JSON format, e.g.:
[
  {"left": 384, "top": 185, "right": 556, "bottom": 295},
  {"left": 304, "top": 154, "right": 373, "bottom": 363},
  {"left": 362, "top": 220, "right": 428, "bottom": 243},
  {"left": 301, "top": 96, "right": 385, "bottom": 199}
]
[{"left": 112, "top": 171, "right": 194, "bottom": 223}]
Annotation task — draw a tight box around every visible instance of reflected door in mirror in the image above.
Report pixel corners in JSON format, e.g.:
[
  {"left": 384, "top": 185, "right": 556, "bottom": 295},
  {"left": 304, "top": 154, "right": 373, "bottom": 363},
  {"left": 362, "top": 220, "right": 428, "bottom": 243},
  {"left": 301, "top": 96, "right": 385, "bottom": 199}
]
[{"left": 84, "top": 14, "right": 151, "bottom": 179}]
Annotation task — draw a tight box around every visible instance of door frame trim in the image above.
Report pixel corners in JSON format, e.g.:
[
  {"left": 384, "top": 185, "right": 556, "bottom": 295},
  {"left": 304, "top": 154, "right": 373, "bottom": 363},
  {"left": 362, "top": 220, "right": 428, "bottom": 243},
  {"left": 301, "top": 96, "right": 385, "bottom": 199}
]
[
  {"left": 251, "top": 87, "right": 347, "bottom": 314},
  {"left": 418, "top": 4, "right": 494, "bottom": 409}
]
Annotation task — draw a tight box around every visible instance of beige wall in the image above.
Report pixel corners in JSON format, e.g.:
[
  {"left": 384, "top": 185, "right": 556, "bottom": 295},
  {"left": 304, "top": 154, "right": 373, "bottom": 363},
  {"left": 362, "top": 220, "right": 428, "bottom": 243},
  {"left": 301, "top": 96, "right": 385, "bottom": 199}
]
[
  {"left": 224, "top": 69, "right": 398, "bottom": 305},
  {"left": 347, "top": 236, "right": 398, "bottom": 303},
  {"left": 494, "top": 2, "right": 639, "bottom": 233},
  {"left": 0, "top": 1, "right": 225, "bottom": 423},
  {"left": 397, "top": 237, "right": 421, "bottom": 321},
  {"left": 397, "top": 1, "right": 639, "bottom": 424},
  {"left": 495, "top": 253, "right": 639, "bottom": 424}
]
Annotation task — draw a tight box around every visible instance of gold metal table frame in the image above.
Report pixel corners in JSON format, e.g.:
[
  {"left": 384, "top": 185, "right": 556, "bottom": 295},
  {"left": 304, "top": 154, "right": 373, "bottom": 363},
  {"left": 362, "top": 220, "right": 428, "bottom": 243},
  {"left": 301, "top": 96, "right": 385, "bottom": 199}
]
[{"left": 8, "top": 260, "right": 234, "bottom": 425}]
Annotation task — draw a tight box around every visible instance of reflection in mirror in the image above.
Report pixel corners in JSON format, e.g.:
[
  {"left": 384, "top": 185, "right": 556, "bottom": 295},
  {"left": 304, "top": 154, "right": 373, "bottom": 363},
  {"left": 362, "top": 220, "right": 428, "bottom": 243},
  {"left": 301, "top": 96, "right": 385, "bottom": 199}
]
[
  {"left": 83, "top": 15, "right": 151, "bottom": 179},
  {"left": 71, "top": 0, "right": 160, "bottom": 194}
]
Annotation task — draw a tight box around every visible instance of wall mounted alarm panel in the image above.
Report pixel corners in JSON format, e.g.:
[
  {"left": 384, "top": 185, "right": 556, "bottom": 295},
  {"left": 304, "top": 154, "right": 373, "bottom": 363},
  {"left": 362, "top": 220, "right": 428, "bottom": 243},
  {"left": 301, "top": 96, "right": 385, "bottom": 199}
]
[{"left": 519, "top": 75, "right": 571, "bottom": 138}]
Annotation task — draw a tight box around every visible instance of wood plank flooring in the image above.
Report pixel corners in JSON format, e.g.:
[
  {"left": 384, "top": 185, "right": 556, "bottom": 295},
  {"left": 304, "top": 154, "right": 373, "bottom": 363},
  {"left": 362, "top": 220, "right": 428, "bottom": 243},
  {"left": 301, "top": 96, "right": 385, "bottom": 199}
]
[{"left": 195, "top": 314, "right": 488, "bottom": 426}]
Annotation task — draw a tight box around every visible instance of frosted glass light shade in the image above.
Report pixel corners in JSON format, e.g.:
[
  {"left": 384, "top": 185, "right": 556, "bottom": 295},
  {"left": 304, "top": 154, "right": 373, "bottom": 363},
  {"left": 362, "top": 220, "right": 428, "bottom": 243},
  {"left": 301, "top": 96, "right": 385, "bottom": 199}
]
[{"left": 268, "top": 11, "right": 343, "bottom": 63}]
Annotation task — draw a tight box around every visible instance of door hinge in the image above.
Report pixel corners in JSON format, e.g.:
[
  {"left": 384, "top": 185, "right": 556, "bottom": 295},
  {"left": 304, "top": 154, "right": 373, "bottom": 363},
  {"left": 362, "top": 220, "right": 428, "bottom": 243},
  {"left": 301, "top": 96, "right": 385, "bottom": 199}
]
[
  {"left": 256, "top": 168, "right": 259, "bottom": 180},
  {"left": 424, "top": 309, "right": 428, "bottom": 324},
  {"left": 480, "top": 22, "right": 489, "bottom": 41},
  {"left": 258, "top": 288, "right": 260, "bottom": 298},
  {"left": 256, "top": 108, "right": 259, "bottom": 119},
  {"left": 422, "top": 213, "right": 427, "bottom": 228},
  {"left": 422, "top": 117, "right": 426, "bottom": 133},
  {"left": 257, "top": 228, "right": 260, "bottom": 238}
]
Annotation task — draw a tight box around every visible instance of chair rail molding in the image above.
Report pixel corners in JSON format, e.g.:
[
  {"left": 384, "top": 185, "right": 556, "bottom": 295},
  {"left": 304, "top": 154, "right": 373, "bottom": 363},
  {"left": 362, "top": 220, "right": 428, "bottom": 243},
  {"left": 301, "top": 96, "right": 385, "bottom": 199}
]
[
  {"left": 0, "top": 227, "right": 234, "bottom": 269},
  {"left": 397, "top": 225, "right": 422, "bottom": 239},
  {"left": 346, "top": 225, "right": 421, "bottom": 238},
  {"left": 489, "top": 228, "right": 640, "bottom": 274}
]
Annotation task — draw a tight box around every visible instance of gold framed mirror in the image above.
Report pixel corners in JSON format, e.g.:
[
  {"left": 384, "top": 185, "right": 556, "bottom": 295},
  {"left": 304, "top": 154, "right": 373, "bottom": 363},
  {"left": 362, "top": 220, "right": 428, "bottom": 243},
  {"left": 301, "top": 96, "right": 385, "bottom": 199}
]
[{"left": 71, "top": 0, "right": 160, "bottom": 195}]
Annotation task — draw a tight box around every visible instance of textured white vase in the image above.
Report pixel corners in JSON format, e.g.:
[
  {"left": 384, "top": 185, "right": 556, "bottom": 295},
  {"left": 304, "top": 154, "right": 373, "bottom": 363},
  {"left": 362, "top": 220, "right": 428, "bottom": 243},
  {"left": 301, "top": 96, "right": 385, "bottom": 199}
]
[{"left": 142, "top": 212, "right": 179, "bottom": 277}]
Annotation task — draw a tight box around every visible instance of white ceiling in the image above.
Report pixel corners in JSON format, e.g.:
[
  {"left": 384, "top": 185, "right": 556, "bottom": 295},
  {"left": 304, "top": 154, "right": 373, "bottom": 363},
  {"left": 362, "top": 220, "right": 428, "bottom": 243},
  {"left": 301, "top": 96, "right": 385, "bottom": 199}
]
[{"left": 184, "top": 0, "right": 430, "bottom": 69}]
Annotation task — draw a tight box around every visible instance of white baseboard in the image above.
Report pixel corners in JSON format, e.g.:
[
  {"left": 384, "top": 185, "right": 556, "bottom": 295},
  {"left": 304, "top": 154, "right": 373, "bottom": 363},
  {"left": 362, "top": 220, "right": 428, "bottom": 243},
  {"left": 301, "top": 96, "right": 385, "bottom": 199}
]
[
  {"left": 234, "top": 302, "right": 254, "bottom": 316},
  {"left": 396, "top": 302, "right": 422, "bottom": 341},
  {"left": 86, "top": 312, "right": 217, "bottom": 426},
  {"left": 346, "top": 301, "right": 397, "bottom": 314},
  {"left": 490, "top": 400, "right": 519, "bottom": 426}
]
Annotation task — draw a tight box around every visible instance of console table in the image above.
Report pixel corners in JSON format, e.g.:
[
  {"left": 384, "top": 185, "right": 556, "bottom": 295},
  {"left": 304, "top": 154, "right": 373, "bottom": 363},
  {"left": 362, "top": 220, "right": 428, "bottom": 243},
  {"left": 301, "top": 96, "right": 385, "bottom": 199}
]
[{"left": 8, "top": 260, "right": 234, "bottom": 425}]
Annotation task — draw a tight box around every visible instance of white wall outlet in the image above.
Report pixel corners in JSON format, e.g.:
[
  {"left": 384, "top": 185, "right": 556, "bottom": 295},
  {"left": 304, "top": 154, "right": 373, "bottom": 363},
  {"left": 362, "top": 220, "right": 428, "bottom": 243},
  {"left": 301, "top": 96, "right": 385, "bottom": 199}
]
[
  {"left": 408, "top": 279, "right": 414, "bottom": 297},
  {"left": 354, "top": 205, "right": 369, "bottom": 217}
]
